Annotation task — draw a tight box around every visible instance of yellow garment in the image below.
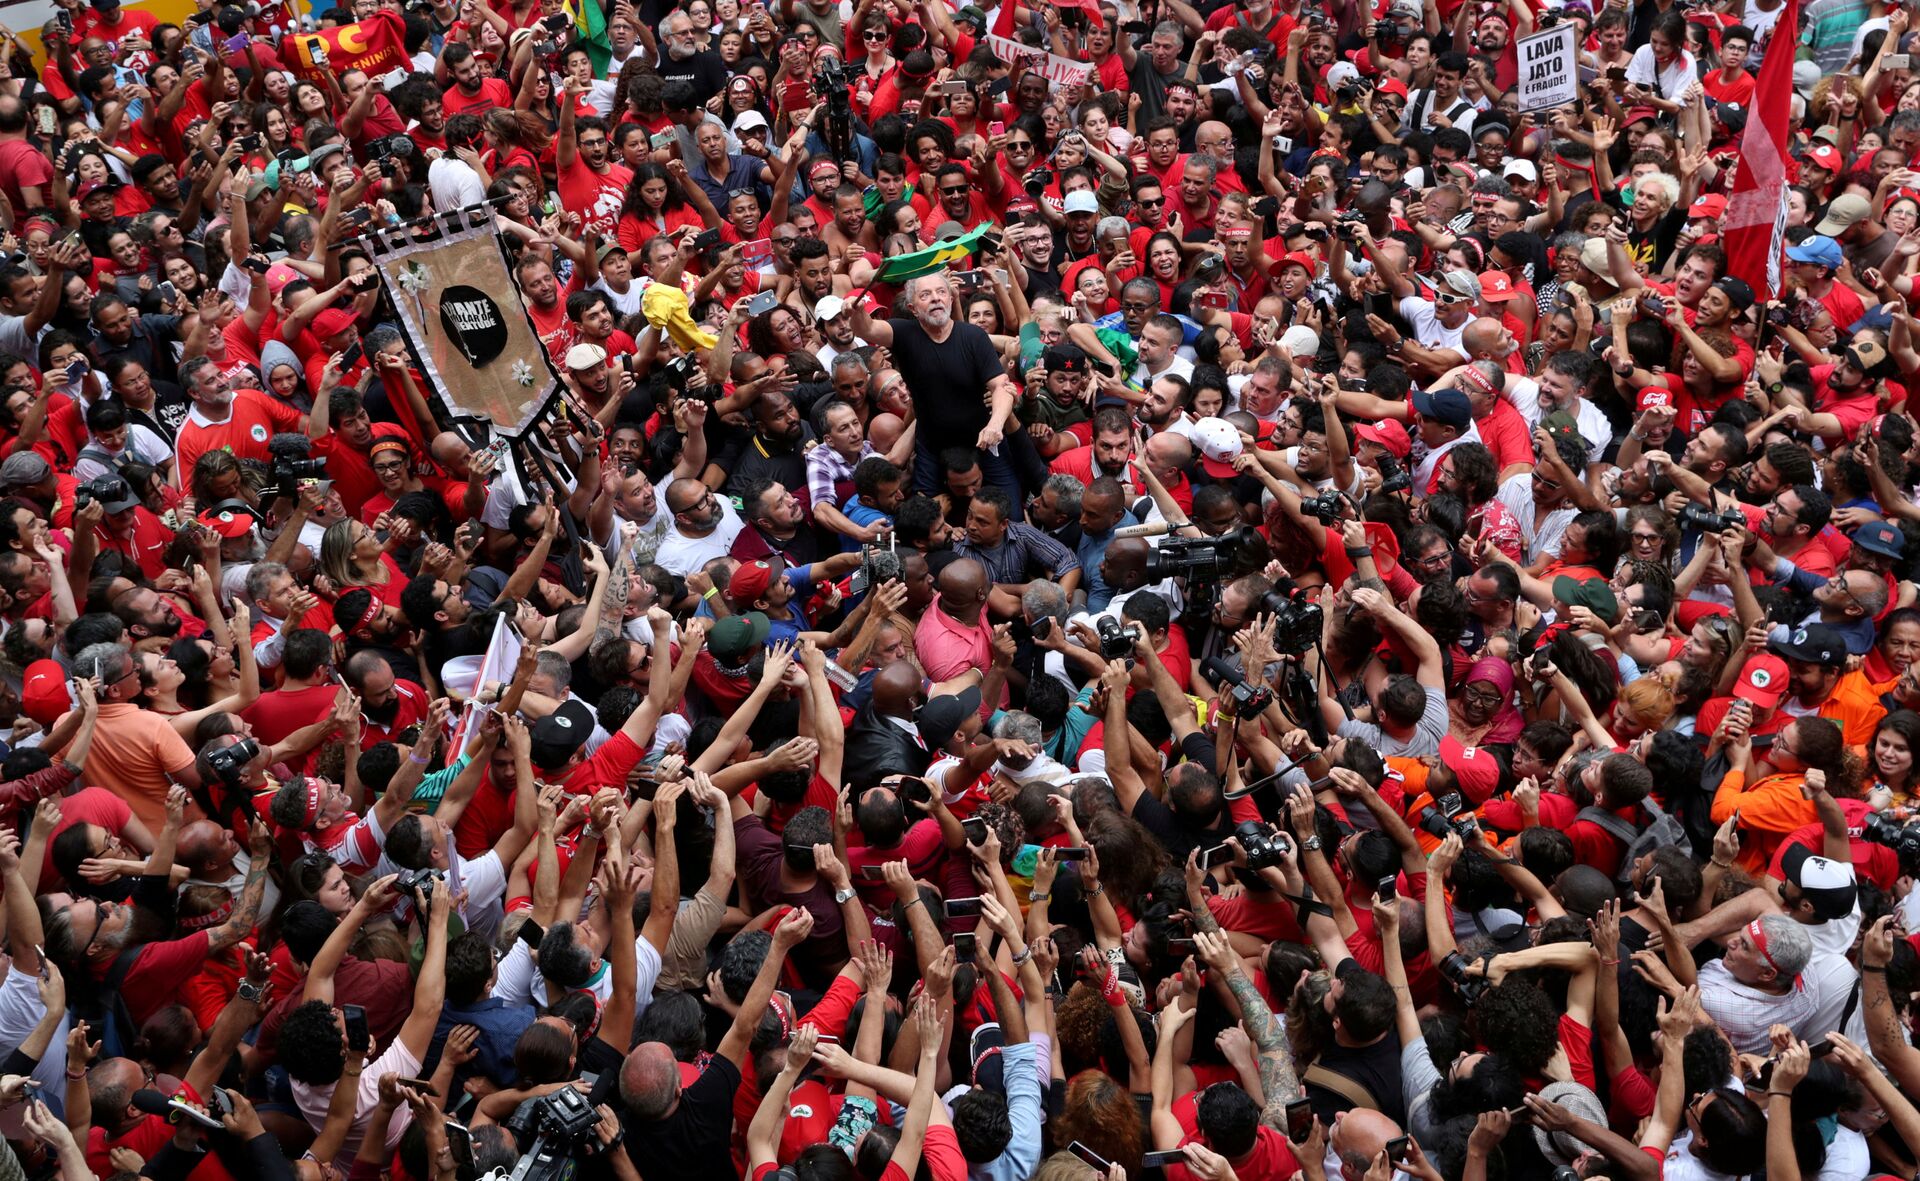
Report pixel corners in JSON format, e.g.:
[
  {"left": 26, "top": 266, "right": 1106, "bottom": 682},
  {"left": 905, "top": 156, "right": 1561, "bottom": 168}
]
[{"left": 643, "top": 282, "right": 716, "bottom": 353}]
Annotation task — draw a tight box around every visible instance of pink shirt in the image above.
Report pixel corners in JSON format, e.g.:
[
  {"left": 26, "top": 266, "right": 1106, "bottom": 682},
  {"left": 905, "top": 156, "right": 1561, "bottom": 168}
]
[{"left": 915, "top": 603, "right": 998, "bottom": 702}]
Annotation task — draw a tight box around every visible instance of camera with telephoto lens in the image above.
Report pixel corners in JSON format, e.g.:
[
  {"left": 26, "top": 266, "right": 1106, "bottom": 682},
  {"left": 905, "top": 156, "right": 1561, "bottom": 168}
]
[
  {"left": 1254, "top": 577, "right": 1326, "bottom": 656},
  {"left": 273, "top": 456, "right": 327, "bottom": 499},
  {"left": 1094, "top": 615, "right": 1142, "bottom": 660},
  {"left": 1437, "top": 950, "right": 1491, "bottom": 1005},
  {"left": 1376, "top": 454, "right": 1411, "bottom": 495},
  {"left": 503, "top": 1074, "right": 609, "bottom": 1181},
  {"left": 1864, "top": 812, "right": 1920, "bottom": 877},
  {"left": 1676, "top": 502, "right": 1743, "bottom": 535},
  {"left": 73, "top": 484, "right": 93, "bottom": 512},
  {"left": 204, "top": 737, "right": 261, "bottom": 786},
  {"left": 1203, "top": 656, "right": 1274, "bottom": 716},
  {"left": 811, "top": 57, "right": 854, "bottom": 158},
  {"left": 1374, "top": 19, "right": 1414, "bottom": 39},
  {"left": 1299, "top": 490, "right": 1345, "bottom": 525},
  {"left": 1024, "top": 167, "right": 1055, "bottom": 196},
  {"left": 1234, "top": 820, "right": 1293, "bottom": 871}
]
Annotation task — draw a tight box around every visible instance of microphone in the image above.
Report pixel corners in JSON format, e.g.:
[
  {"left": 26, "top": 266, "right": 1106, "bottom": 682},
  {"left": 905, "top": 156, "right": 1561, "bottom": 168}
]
[
  {"left": 132, "top": 1088, "right": 224, "bottom": 1130},
  {"left": 1111, "top": 521, "right": 1171, "bottom": 539}
]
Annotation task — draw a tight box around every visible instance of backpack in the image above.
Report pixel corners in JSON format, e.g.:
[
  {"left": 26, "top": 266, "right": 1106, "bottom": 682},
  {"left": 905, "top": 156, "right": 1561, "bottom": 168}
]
[
  {"left": 74, "top": 947, "right": 145, "bottom": 1060},
  {"left": 1577, "top": 796, "right": 1690, "bottom": 887}
]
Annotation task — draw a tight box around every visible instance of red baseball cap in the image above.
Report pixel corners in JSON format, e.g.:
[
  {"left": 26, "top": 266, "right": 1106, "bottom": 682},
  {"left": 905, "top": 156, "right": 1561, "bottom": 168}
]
[
  {"left": 1352, "top": 419, "right": 1411, "bottom": 458},
  {"left": 1477, "top": 269, "right": 1517, "bottom": 301},
  {"left": 21, "top": 660, "right": 69, "bottom": 728},
  {"left": 728, "top": 559, "right": 780, "bottom": 607},
  {"left": 1439, "top": 736, "right": 1501, "bottom": 801},
  {"left": 1376, "top": 77, "right": 1409, "bottom": 99},
  {"left": 1635, "top": 386, "right": 1673, "bottom": 412},
  {"left": 1279, "top": 251, "right": 1317, "bottom": 274},
  {"left": 1688, "top": 193, "right": 1728, "bottom": 220},
  {"left": 312, "top": 307, "right": 358, "bottom": 340},
  {"left": 1807, "top": 145, "right": 1844, "bottom": 173},
  {"left": 1734, "top": 653, "right": 1789, "bottom": 709},
  {"left": 198, "top": 507, "right": 258, "bottom": 538}
]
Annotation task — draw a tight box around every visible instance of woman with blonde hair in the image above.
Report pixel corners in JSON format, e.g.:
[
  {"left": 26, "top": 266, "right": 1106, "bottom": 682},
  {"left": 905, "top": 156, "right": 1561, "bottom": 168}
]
[{"left": 317, "top": 517, "right": 409, "bottom": 609}]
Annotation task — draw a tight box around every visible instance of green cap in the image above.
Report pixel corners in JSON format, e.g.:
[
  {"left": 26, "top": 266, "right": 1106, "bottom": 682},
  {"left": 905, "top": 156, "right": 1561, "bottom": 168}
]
[
  {"left": 709, "top": 610, "right": 770, "bottom": 663},
  {"left": 1552, "top": 575, "right": 1618, "bottom": 623}
]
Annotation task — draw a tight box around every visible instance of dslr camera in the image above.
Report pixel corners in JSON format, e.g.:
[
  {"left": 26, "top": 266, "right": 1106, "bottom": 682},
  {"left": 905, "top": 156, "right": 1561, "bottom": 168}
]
[
  {"left": 396, "top": 866, "right": 447, "bottom": 897},
  {"left": 1234, "top": 820, "right": 1293, "bottom": 871},
  {"left": 205, "top": 737, "right": 261, "bottom": 786},
  {"left": 1142, "top": 529, "right": 1244, "bottom": 583},
  {"left": 1202, "top": 656, "right": 1274, "bottom": 716},
  {"left": 1376, "top": 453, "right": 1412, "bottom": 495},
  {"left": 1676, "top": 502, "right": 1743, "bottom": 534},
  {"left": 1437, "top": 951, "right": 1491, "bottom": 1005},
  {"left": 1254, "top": 577, "right": 1325, "bottom": 655},
  {"left": 1299, "top": 490, "right": 1345, "bottom": 525},
  {"left": 1865, "top": 812, "right": 1920, "bottom": 877},
  {"left": 1094, "top": 615, "right": 1143, "bottom": 660}
]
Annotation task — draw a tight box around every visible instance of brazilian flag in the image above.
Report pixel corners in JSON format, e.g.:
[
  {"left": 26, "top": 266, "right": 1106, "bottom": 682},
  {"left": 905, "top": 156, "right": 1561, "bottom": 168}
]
[
  {"left": 875, "top": 223, "right": 997, "bottom": 285},
  {"left": 570, "top": 0, "right": 613, "bottom": 77}
]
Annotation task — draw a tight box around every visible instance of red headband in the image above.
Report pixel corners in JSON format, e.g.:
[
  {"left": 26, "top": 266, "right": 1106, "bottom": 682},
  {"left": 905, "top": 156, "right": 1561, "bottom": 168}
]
[
  {"left": 301, "top": 778, "right": 324, "bottom": 828},
  {"left": 179, "top": 897, "right": 235, "bottom": 931},
  {"left": 1746, "top": 918, "right": 1783, "bottom": 975}
]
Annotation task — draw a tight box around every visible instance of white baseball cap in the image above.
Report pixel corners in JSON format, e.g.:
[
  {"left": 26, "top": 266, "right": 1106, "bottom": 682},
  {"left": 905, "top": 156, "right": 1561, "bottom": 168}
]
[
  {"left": 815, "top": 295, "right": 849, "bottom": 321},
  {"left": 1502, "top": 158, "right": 1538, "bottom": 182},
  {"left": 1063, "top": 190, "right": 1100, "bottom": 215}
]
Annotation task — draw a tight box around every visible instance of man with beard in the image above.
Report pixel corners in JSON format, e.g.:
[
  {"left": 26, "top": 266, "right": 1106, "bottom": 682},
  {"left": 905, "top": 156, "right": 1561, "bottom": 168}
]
[
  {"left": 1051, "top": 407, "right": 1136, "bottom": 487},
  {"left": 557, "top": 92, "right": 633, "bottom": 241},
  {"left": 439, "top": 43, "right": 512, "bottom": 118},
  {"left": 1400, "top": 51, "right": 1477, "bottom": 134},
  {"left": 171, "top": 356, "right": 305, "bottom": 484},
  {"left": 1168, "top": 157, "right": 1221, "bottom": 233},
  {"left": 1015, "top": 220, "right": 1064, "bottom": 298},
  {"left": 61, "top": 643, "right": 204, "bottom": 829},
  {"left": 1508, "top": 351, "right": 1611, "bottom": 472},
  {"left": 657, "top": 478, "right": 746, "bottom": 576},
  {"left": 846, "top": 273, "right": 1017, "bottom": 498},
  {"left": 1076, "top": 477, "right": 1141, "bottom": 613},
  {"left": 782, "top": 238, "right": 841, "bottom": 319},
  {"left": 920, "top": 163, "right": 995, "bottom": 243},
  {"left": 110, "top": 584, "right": 184, "bottom": 654},
  {"left": 516, "top": 254, "right": 580, "bottom": 363},
  {"left": 655, "top": 9, "right": 727, "bottom": 105},
  {"left": 128, "top": 156, "right": 185, "bottom": 219},
  {"left": 1135, "top": 315, "right": 1195, "bottom": 386},
  {"left": 341, "top": 650, "right": 429, "bottom": 751},
  {"left": 722, "top": 390, "right": 816, "bottom": 511},
  {"left": 400, "top": 575, "right": 487, "bottom": 675},
  {"left": 588, "top": 400, "right": 710, "bottom": 565},
  {"left": 1465, "top": 9, "right": 1527, "bottom": 91},
  {"left": 335, "top": 589, "right": 428, "bottom": 687}
]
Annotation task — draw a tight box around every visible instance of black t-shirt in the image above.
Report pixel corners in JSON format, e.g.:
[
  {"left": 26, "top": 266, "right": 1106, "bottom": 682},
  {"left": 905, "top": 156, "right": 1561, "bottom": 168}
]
[
  {"left": 1306, "top": 1033, "right": 1406, "bottom": 1128},
  {"left": 621, "top": 1051, "right": 743, "bottom": 1179},
  {"left": 1127, "top": 732, "right": 1227, "bottom": 862},
  {"left": 888, "top": 318, "right": 1004, "bottom": 440},
  {"left": 656, "top": 50, "right": 729, "bottom": 107}
]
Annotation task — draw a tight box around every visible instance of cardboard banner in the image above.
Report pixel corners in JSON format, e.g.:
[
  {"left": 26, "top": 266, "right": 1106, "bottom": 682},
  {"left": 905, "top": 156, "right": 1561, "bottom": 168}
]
[
  {"left": 1516, "top": 23, "right": 1578, "bottom": 113},
  {"left": 986, "top": 35, "right": 1094, "bottom": 87},
  {"left": 370, "top": 210, "right": 561, "bottom": 438},
  {"left": 283, "top": 11, "right": 409, "bottom": 85}
]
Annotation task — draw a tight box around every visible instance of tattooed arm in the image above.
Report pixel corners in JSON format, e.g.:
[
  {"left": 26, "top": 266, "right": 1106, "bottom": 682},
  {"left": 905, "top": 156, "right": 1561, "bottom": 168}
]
[
  {"left": 595, "top": 524, "right": 635, "bottom": 644},
  {"left": 1197, "top": 930, "right": 1299, "bottom": 1124},
  {"left": 1861, "top": 917, "right": 1920, "bottom": 1093}
]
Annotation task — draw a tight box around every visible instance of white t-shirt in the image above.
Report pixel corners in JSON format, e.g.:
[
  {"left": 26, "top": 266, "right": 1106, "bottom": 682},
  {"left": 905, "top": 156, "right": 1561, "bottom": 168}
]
[
  {"left": 492, "top": 930, "right": 664, "bottom": 1018},
  {"left": 1503, "top": 380, "right": 1611, "bottom": 468},
  {"left": 653, "top": 498, "right": 744, "bottom": 576},
  {"left": 429, "top": 156, "right": 488, "bottom": 212},
  {"left": 0, "top": 966, "right": 67, "bottom": 1130},
  {"left": 1495, "top": 471, "right": 1576, "bottom": 565},
  {"left": 1398, "top": 294, "right": 1466, "bottom": 352},
  {"left": 1625, "top": 44, "right": 1698, "bottom": 101}
]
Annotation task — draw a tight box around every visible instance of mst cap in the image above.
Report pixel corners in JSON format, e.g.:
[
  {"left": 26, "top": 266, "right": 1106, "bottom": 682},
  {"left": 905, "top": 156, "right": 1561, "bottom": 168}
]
[
  {"left": 1551, "top": 575, "right": 1618, "bottom": 622},
  {"left": 727, "top": 559, "right": 781, "bottom": 607},
  {"left": 1733, "top": 652, "right": 1789, "bottom": 707},
  {"left": 528, "top": 700, "right": 596, "bottom": 767},
  {"left": 1771, "top": 622, "right": 1848, "bottom": 668},
  {"left": 199, "top": 507, "right": 258, "bottom": 538}
]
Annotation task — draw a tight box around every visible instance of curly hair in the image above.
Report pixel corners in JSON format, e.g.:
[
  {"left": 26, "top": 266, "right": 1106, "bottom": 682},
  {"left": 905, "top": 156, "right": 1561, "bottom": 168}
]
[
  {"left": 1048, "top": 1071, "right": 1143, "bottom": 1174},
  {"left": 1471, "top": 980, "right": 1561, "bottom": 1077},
  {"left": 1054, "top": 984, "right": 1110, "bottom": 1077}
]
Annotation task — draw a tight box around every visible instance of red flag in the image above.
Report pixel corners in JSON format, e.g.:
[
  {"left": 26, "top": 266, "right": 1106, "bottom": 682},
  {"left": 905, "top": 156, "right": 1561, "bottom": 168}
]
[
  {"left": 991, "top": 0, "right": 1018, "bottom": 37},
  {"left": 1721, "top": 0, "right": 1798, "bottom": 300},
  {"left": 282, "top": 11, "right": 409, "bottom": 86},
  {"left": 1054, "top": 0, "right": 1103, "bottom": 28}
]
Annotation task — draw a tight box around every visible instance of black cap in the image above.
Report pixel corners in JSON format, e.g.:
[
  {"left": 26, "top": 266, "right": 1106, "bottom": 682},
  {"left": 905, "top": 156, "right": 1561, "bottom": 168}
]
[
  {"left": 915, "top": 685, "right": 982, "bottom": 753},
  {"left": 528, "top": 700, "right": 595, "bottom": 769},
  {"left": 1713, "top": 276, "right": 1755, "bottom": 312},
  {"left": 1043, "top": 343, "right": 1088, "bottom": 374},
  {"left": 1770, "top": 623, "right": 1848, "bottom": 669}
]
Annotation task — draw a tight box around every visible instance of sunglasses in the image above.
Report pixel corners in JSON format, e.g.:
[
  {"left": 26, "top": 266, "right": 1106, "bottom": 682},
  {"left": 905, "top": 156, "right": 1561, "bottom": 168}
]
[
  {"left": 1437, "top": 293, "right": 1471, "bottom": 305},
  {"left": 862, "top": 28, "right": 888, "bottom": 39}
]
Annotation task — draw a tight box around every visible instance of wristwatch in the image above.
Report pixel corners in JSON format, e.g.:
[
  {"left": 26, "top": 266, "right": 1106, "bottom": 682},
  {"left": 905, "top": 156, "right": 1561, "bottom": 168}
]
[
  {"left": 1300, "top": 835, "right": 1323, "bottom": 852},
  {"left": 238, "top": 979, "right": 266, "bottom": 1004},
  {"left": 834, "top": 886, "right": 856, "bottom": 905}
]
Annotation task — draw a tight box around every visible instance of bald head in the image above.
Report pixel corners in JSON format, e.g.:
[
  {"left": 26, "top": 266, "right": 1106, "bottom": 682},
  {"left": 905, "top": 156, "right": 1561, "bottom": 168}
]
[
  {"left": 1104, "top": 537, "right": 1150, "bottom": 591},
  {"left": 1332, "top": 1109, "right": 1403, "bottom": 1176},
  {"left": 1462, "top": 317, "right": 1505, "bottom": 357},
  {"left": 619, "top": 1042, "right": 682, "bottom": 1120},
  {"left": 872, "top": 659, "right": 922, "bottom": 719},
  {"left": 664, "top": 478, "right": 706, "bottom": 516},
  {"left": 177, "top": 820, "right": 227, "bottom": 876},
  {"left": 936, "top": 557, "right": 988, "bottom": 618},
  {"left": 1144, "top": 432, "right": 1192, "bottom": 468}
]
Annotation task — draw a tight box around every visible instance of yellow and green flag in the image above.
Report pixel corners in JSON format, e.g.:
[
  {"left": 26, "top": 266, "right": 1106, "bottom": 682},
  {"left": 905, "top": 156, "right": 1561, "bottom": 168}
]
[
  {"left": 568, "top": 0, "right": 613, "bottom": 77},
  {"left": 875, "top": 224, "right": 996, "bottom": 285}
]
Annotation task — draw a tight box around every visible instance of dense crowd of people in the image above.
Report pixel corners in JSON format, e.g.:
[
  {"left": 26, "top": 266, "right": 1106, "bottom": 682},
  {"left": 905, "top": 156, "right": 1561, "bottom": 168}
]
[{"left": 2, "top": 0, "right": 1920, "bottom": 1178}]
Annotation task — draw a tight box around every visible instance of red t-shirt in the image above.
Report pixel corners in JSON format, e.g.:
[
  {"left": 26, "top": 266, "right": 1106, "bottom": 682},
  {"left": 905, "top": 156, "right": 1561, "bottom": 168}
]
[
  {"left": 559, "top": 155, "right": 633, "bottom": 241},
  {"left": 174, "top": 389, "right": 306, "bottom": 479},
  {"left": 242, "top": 683, "right": 335, "bottom": 769},
  {"left": 442, "top": 77, "right": 514, "bottom": 119}
]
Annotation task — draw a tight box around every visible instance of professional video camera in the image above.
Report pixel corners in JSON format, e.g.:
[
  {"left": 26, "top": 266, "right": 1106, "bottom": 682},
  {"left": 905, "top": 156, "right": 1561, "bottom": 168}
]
[
  {"left": 1202, "top": 656, "right": 1274, "bottom": 716},
  {"left": 1234, "top": 820, "right": 1294, "bottom": 871},
  {"left": 1255, "top": 578, "right": 1325, "bottom": 656},
  {"left": 1094, "top": 615, "right": 1143, "bottom": 661},
  {"left": 811, "top": 58, "right": 854, "bottom": 160},
  {"left": 1676, "top": 502, "right": 1744, "bottom": 534},
  {"left": 269, "top": 433, "right": 327, "bottom": 499},
  {"left": 204, "top": 737, "right": 261, "bottom": 786},
  {"left": 367, "top": 134, "right": 414, "bottom": 177},
  {"left": 1142, "top": 529, "right": 1244, "bottom": 583},
  {"left": 1373, "top": 18, "right": 1416, "bottom": 39},
  {"left": 1865, "top": 812, "right": 1920, "bottom": 877},
  {"left": 504, "top": 1075, "right": 610, "bottom": 1181}
]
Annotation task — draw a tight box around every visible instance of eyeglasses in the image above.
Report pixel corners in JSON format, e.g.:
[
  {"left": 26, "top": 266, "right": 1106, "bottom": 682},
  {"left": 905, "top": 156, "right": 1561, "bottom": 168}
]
[
  {"left": 373, "top": 460, "right": 408, "bottom": 474},
  {"left": 771, "top": 235, "right": 798, "bottom": 245},
  {"left": 1830, "top": 574, "right": 1869, "bottom": 613},
  {"left": 81, "top": 900, "right": 120, "bottom": 958},
  {"left": 1462, "top": 684, "right": 1505, "bottom": 705}
]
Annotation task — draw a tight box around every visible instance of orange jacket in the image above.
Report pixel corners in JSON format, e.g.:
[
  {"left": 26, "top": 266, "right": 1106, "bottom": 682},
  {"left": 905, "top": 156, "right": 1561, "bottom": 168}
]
[{"left": 1711, "top": 768, "right": 1817, "bottom": 875}]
